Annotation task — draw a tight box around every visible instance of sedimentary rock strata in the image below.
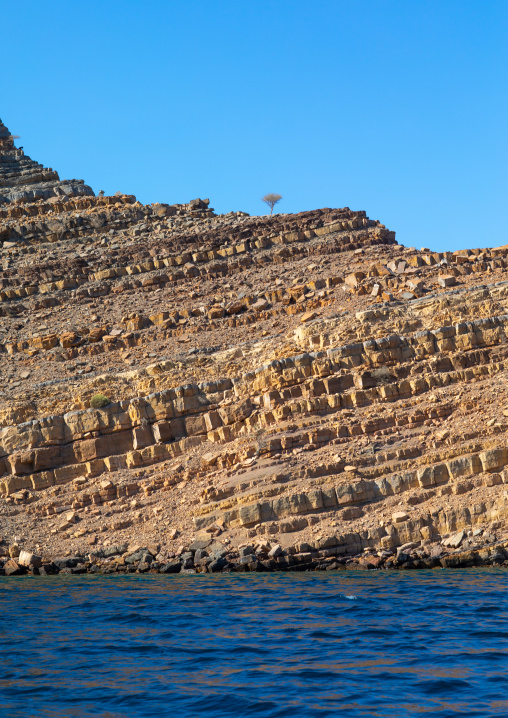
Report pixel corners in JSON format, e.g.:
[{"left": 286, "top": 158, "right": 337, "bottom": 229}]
[
  {"left": 2, "top": 118, "right": 508, "bottom": 576},
  {"left": 0, "top": 118, "right": 93, "bottom": 205}
]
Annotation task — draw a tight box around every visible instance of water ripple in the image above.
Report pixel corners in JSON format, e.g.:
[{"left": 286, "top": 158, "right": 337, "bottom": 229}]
[{"left": 1, "top": 569, "right": 508, "bottom": 717}]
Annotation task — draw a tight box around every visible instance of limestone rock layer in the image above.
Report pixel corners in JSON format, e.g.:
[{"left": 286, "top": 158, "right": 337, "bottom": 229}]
[
  {"left": 0, "top": 119, "right": 94, "bottom": 204},
  {"left": 1, "top": 121, "right": 508, "bottom": 574}
]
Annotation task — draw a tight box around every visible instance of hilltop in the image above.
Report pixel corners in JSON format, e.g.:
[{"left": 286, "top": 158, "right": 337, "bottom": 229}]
[{"left": 2, "top": 118, "right": 508, "bottom": 575}]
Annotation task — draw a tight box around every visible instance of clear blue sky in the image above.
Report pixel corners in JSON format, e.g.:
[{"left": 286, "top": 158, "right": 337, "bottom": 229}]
[{"left": 3, "top": 1, "right": 507, "bottom": 252}]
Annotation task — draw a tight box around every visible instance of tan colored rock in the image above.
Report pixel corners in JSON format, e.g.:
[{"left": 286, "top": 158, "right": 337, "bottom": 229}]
[
  {"left": 345, "top": 272, "right": 365, "bottom": 287},
  {"left": 443, "top": 530, "right": 465, "bottom": 548},
  {"left": 438, "top": 275, "right": 456, "bottom": 287},
  {"left": 218, "top": 399, "right": 252, "bottom": 426},
  {"left": 18, "top": 550, "right": 42, "bottom": 568},
  {"left": 8, "top": 544, "right": 20, "bottom": 558},
  {"left": 208, "top": 306, "right": 225, "bottom": 319}
]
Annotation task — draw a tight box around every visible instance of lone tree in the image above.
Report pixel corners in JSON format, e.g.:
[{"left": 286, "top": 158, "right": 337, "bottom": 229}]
[{"left": 262, "top": 193, "right": 282, "bottom": 215}]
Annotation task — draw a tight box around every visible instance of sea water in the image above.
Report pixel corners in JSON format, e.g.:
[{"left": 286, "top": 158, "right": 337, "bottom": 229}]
[{"left": 1, "top": 570, "right": 508, "bottom": 717}]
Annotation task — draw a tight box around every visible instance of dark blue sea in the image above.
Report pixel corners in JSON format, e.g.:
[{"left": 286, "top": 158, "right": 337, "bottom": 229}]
[{"left": 1, "top": 570, "right": 508, "bottom": 717}]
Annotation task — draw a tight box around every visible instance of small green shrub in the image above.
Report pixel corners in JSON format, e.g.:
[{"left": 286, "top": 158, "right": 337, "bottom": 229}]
[{"left": 90, "top": 393, "right": 110, "bottom": 409}]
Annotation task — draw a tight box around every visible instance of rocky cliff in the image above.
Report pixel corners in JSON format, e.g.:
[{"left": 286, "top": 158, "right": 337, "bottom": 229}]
[
  {"left": 2, "top": 118, "right": 508, "bottom": 576},
  {"left": 0, "top": 119, "right": 93, "bottom": 204}
]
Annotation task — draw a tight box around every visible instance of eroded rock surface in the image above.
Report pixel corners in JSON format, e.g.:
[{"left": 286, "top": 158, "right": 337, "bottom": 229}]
[
  {"left": 0, "top": 118, "right": 93, "bottom": 205},
  {"left": 1, "top": 119, "right": 508, "bottom": 575}
]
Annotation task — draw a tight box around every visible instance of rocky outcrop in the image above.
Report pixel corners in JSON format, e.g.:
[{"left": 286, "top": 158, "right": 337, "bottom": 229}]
[
  {"left": 0, "top": 118, "right": 94, "bottom": 204},
  {"left": 1, "top": 119, "right": 508, "bottom": 574}
]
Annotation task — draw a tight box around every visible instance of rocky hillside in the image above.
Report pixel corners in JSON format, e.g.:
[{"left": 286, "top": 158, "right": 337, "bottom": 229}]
[
  {"left": 0, "top": 119, "right": 93, "bottom": 204},
  {"left": 2, "top": 117, "right": 508, "bottom": 576}
]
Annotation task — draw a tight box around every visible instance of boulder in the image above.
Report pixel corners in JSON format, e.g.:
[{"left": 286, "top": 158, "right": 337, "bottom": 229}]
[
  {"left": 18, "top": 550, "right": 42, "bottom": 568},
  {"left": 3, "top": 559, "right": 25, "bottom": 576}
]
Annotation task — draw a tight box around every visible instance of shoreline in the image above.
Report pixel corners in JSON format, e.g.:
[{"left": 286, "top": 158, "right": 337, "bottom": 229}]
[{"left": 3, "top": 539, "right": 508, "bottom": 576}]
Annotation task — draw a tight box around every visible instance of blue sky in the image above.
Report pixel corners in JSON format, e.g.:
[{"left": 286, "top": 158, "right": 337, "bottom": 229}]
[{"left": 3, "top": 1, "right": 507, "bottom": 252}]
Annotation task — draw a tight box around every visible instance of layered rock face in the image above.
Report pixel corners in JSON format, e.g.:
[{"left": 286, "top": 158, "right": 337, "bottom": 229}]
[
  {"left": 2, "top": 124, "right": 508, "bottom": 575},
  {"left": 0, "top": 119, "right": 94, "bottom": 204}
]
